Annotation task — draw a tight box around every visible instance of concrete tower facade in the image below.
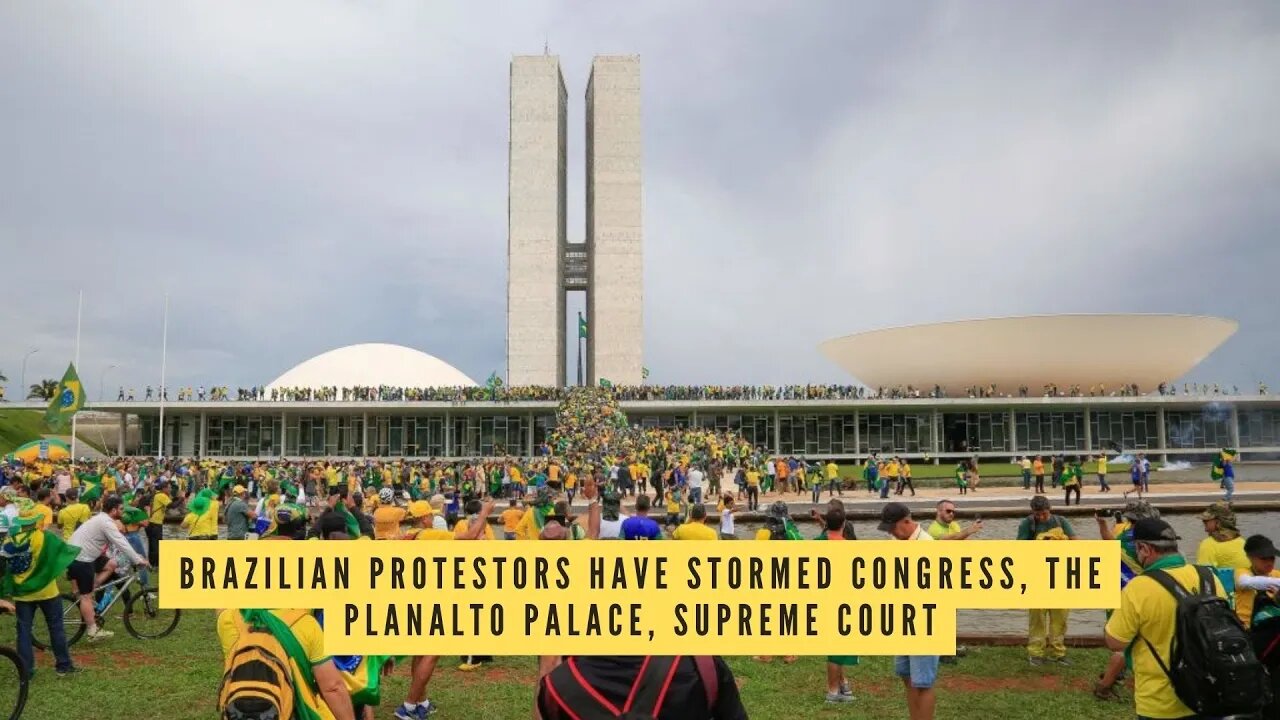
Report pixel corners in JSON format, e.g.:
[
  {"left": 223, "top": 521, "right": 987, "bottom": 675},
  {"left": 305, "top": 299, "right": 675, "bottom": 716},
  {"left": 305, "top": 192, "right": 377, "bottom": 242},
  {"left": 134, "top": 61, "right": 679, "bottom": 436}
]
[
  {"left": 585, "top": 55, "right": 643, "bottom": 386},
  {"left": 506, "top": 56, "right": 567, "bottom": 386},
  {"left": 505, "top": 54, "right": 642, "bottom": 387}
]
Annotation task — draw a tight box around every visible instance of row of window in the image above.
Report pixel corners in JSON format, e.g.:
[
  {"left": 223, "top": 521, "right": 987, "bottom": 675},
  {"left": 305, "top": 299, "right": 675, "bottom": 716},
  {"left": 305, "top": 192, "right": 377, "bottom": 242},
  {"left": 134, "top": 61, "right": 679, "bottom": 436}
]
[{"left": 138, "top": 409, "right": 1280, "bottom": 457}]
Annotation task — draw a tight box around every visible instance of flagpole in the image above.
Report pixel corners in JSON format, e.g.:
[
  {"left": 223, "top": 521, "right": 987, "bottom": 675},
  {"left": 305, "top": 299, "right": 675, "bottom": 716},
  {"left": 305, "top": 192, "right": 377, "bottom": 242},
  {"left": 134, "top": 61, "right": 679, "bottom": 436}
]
[
  {"left": 158, "top": 294, "right": 169, "bottom": 460},
  {"left": 71, "top": 290, "right": 83, "bottom": 460}
]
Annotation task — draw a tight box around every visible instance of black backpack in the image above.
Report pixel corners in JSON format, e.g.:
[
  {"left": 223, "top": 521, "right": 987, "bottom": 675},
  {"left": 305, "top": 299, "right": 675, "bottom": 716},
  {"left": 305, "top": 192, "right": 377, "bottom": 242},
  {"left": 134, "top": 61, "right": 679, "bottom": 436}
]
[
  {"left": 542, "top": 656, "right": 719, "bottom": 720},
  {"left": 1140, "top": 565, "right": 1272, "bottom": 717}
]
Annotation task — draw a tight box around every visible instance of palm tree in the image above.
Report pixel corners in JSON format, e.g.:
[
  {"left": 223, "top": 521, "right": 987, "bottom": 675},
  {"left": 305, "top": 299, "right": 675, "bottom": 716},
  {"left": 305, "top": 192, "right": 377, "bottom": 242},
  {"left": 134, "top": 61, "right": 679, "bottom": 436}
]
[
  {"left": 28, "top": 378, "right": 58, "bottom": 400},
  {"left": 0, "top": 370, "right": 7, "bottom": 383}
]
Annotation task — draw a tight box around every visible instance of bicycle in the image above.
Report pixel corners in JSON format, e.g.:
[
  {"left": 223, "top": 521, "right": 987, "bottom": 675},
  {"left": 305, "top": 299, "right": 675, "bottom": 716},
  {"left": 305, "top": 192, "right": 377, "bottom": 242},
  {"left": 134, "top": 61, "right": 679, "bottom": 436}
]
[
  {"left": 31, "top": 568, "right": 180, "bottom": 650},
  {"left": 0, "top": 605, "right": 31, "bottom": 720}
]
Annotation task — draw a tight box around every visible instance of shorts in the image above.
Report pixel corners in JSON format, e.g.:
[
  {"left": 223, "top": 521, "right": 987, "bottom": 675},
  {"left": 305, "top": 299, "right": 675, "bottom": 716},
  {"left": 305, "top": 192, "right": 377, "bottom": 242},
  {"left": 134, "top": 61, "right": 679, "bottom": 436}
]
[
  {"left": 666, "top": 513, "right": 680, "bottom": 526},
  {"left": 68, "top": 556, "right": 109, "bottom": 595},
  {"left": 827, "top": 656, "right": 860, "bottom": 666},
  {"left": 894, "top": 655, "right": 939, "bottom": 689}
]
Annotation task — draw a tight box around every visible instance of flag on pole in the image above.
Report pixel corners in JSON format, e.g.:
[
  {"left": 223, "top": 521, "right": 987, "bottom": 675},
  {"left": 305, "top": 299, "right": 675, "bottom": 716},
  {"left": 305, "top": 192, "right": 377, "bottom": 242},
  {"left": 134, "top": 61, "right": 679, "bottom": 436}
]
[
  {"left": 44, "top": 363, "right": 86, "bottom": 431},
  {"left": 486, "top": 371, "right": 504, "bottom": 400},
  {"left": 642, "top": 367, "right": 650, "bottom": 380},
  {"left": 578, "top": 313, "right": 588, "bottom": 339},
  {"left": 599, "top": 378, "right": 613, "bottom": 388}
]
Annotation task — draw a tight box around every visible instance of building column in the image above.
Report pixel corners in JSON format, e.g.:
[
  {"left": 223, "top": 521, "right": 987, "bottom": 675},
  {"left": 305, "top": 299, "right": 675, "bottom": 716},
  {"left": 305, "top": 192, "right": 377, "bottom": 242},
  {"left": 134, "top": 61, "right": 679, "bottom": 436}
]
[
  {"left": 932, "top": 408, "right": 941, "bottom": 462},
  {"left": 773, "top": 409, "right": 781, "bottom": 456},
  {"left": 1083, "top": 407, "right": 1092, "bottom": 454},
  {"left": 444, "top": 411, "right": 452, "bottom": 458},
  {"left": 690, "top": 410, "right": 698, "bottom": 427},
  {"left": 1008, "top": 408, "right": 1018, "bottom": 462},
  {"left": 1156, "top": 407, "right": 1168, "bottom": 464},
  {"left": 1230, "top": 405, "right": 1242, "bottom": 460},
  {"left": 527, "top": 412, "right": 535, "bottom": 457},
  {"left": 118, "top": 413, "right": 127, "bottom": 456},
  {"left": 362, "top": 412, "right": 369, "bottom": 457},
  {"left": 198, "top": 411, "right": 207, "bottom": 458},
  {"left": 281, "top": 411, "right": 288, "bottom": 457},
  {"left": 853, "top": 410, "right": 861, "bottom": 459}
]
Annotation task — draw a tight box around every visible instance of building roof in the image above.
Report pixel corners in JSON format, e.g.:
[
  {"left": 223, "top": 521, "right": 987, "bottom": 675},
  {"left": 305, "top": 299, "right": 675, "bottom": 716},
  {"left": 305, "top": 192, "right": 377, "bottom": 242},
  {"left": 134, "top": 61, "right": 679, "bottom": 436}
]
[
  {"left": 265, "top": 343, "right": 477, "bottom": 391},
  {"left": 819, "top": 314, "right": 1237, "bottom": 391}
]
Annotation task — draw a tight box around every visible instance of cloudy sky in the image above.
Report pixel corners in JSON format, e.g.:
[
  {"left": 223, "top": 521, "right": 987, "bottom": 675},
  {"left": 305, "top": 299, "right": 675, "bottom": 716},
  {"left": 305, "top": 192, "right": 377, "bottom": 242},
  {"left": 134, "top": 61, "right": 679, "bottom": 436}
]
[{"left": 2, "top": 1, "right": 1277, "bottom": 396}]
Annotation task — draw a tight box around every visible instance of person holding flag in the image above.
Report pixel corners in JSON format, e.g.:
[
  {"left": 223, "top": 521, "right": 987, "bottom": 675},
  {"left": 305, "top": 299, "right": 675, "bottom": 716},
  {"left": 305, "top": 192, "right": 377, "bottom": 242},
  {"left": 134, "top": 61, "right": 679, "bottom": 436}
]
[
  {"left": 1, "top": 498, "right": 81, "bottom": 678},
  {"left": 1211, "top": 447, "right": 1238, "bottom": 501}
]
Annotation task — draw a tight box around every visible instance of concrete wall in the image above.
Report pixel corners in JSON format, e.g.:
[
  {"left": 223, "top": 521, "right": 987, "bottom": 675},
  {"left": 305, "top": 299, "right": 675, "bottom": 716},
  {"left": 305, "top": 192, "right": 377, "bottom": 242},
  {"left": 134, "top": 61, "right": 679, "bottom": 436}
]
[
  {"left": 585, "top": 55, "right": 643, "bottom": 386},
  {"left": 507, "top": 56, "right": 567, "bottom": 386}
]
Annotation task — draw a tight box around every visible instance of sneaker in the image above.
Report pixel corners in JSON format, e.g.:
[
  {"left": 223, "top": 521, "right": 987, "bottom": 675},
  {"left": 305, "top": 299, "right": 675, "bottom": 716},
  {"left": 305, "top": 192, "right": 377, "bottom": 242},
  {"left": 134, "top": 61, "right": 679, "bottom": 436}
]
[
  {"left": 457, "top": 662, "right": 483, "bottom": 672},
  {"left": 87, "top": 627, "right": 114, "bottom": 641},
  {"left": 395, "top": 701, "right": 437, "bottom": 720},
  {"left": 1092, "top": 682, "right": 1121, "bottom": 701},
  {"left": 56, "top": 666, "right": 83, "bottom": 678},
  {"left": 825, "top": 692, "right": 854, "bottom": 704},
  {"left": 1028, "top": 657, "right": 1046, "bottom": 666},
  {"left": 1050, "top": 657, "right": 1071, "bottom": 666},
  {"left": 839, "top": 682, "right": 852, "bottom": 696}
]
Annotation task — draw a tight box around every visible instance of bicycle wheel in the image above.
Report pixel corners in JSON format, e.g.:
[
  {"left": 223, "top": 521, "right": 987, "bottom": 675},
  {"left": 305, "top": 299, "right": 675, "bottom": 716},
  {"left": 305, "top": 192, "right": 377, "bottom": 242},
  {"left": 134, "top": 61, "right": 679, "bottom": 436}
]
[
  {"left": 31, "top": 593, "right": 89, "bottom": 651},
  {"left": 124, "top": 589, "right": 180, "bottom": 640},
  {"left": 0, "top": 645, "right": 29, "bottom": 720}
]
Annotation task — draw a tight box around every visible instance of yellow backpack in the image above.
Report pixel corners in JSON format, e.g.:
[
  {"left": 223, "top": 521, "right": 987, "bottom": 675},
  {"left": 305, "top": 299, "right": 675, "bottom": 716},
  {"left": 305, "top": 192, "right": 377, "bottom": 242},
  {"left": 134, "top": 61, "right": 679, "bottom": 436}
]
[{"left": 217, "top": 610, "right": 312, "bottom": 720}]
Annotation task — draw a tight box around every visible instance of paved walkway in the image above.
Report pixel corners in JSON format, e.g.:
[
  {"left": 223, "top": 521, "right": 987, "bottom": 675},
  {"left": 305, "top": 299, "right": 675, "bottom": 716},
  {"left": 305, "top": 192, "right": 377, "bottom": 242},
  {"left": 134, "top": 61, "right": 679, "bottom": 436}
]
[{"left": 575, "top": 481, "right": 1280, "bottom": 516}]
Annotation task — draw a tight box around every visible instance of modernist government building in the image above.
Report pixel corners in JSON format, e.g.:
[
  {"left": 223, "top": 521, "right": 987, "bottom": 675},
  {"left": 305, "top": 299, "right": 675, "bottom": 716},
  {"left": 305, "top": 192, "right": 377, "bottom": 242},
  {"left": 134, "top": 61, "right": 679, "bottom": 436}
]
[{"left": 20, "top": 57, "right": 1278, "bottom": 463}]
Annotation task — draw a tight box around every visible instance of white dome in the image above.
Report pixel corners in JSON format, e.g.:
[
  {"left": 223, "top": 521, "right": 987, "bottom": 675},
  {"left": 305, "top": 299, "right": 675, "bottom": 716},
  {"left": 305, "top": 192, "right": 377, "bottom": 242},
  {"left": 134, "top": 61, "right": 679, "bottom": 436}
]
[{"left": 266, "top": 343, "right": 477, "bottom": 390}]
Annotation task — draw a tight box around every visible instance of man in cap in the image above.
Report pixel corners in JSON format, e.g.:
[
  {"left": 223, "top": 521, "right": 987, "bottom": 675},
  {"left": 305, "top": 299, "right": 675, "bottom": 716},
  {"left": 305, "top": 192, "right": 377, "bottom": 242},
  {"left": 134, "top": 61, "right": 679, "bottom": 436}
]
[
  {"left": 878, "top": 502, "right": 937, "bottom": 719},
  {"left": 372, "top": 487, "right": 407, "bottom": 540},
  {"left": 1104, "top": 518, "right": 1229, "bottom": 720},
  {"left": 223, "top": 484, "right": 255, "bottom": 540},
  {"left": 1197, "top": 501, "right": 1248, "bottom": 594},
  {"left": 1236, "top": 534, "right": 1280, "bottom": 717}
]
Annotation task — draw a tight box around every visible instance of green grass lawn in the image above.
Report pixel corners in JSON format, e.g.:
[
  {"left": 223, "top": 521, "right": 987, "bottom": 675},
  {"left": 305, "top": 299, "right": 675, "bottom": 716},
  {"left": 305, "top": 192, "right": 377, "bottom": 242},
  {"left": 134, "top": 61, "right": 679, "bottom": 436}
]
[
  {"left": 0, "top": 604, "right": 1133, "bottom": 720},
  {"left": 0, "top": 408, "right": 105, "bottom": 456}
]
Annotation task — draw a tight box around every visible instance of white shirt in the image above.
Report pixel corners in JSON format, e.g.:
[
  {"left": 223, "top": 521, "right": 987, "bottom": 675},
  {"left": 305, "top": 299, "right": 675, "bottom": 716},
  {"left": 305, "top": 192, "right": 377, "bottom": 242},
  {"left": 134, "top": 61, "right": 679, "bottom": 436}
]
[
  {"left": 69, "top": 512, "right": 146, "bottom": 565},
  {"left": 687, "top": 469, "right": 705, "bottom": 490},
  {"left": 720, "top": 509, "right": 735, "bottom": 536},
  {"left": 893, "top": 525, "right": 934, "bottom": 542},
  {"left": 599, "top": 515, "right": 629, "bottom": 540}
]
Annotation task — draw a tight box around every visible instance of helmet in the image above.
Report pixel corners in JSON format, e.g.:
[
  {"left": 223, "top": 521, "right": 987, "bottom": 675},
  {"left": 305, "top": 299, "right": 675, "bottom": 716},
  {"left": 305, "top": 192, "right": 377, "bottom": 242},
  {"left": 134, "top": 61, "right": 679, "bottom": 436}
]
[{"left": 378, "top": 488, "right": 395, "bottom": 505}]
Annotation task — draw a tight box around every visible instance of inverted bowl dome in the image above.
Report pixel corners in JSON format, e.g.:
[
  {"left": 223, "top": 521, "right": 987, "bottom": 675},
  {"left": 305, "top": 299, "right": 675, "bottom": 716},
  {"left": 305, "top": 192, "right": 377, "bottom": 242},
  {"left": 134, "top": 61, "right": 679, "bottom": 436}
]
[
  {"left": 819, "top": 314, "right": 1237, "bottom": 391},
  {"left": 266, "top": 343, "right": 477, "bottom": 391}
]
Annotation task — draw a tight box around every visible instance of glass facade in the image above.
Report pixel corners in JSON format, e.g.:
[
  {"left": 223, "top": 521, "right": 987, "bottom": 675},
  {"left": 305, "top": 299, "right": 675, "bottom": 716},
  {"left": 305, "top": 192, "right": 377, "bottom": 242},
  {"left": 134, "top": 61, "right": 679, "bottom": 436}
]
[
  {"left": 942, "top": 412, "right": 1009, "bottom": 453},
  {"left": 1238, "top": 409, "right": 1280, "bottom": 448},
  {"left": 778, "top": 414, "right": 857, "bottom": 456},
  {"left": 1090, "top": 410, "right": 1159, "bottom": 451},
  {"left": 858, "top": 413, "right": 933, "bottom": 455},
  {"left": 1164, "top": 409, "right": 1234, "bottom": 449},
  {"left": 206, "top": 415, "right": 283, "bottom": 457},
  {"left": 696, "top": 414, "right": 774, "bottom": 450},
  {"left": 1014, "top": 412, "right": 1085, "bottom": 453},
  {"left": 131, "top": 402, "right": 1280, "bottom": 459}
]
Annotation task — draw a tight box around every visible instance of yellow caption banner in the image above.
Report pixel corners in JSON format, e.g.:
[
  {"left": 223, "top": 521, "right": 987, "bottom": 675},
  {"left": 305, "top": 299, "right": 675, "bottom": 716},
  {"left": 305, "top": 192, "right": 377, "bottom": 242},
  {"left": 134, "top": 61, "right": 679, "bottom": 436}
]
[{"left": 159, "top": 540, "right": 1118, "bottom": 656}]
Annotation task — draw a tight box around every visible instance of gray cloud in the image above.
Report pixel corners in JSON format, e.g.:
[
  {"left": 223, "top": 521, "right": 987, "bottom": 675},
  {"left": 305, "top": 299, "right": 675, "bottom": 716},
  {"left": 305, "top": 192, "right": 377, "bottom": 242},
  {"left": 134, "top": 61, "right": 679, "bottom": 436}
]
[{"left": 1, "top": 1, "right": 1276, "bottom": 396}]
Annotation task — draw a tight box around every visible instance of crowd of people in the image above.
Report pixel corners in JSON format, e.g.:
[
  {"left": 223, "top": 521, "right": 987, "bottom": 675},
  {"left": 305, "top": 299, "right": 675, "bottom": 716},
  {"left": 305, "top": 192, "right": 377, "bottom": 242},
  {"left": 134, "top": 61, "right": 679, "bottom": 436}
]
[
  {"left": 2, "top": 387, "right": 1277, "bottom": 719},
  {"left": 97, "top": 379, "right": 1273, "bottom": 404}
]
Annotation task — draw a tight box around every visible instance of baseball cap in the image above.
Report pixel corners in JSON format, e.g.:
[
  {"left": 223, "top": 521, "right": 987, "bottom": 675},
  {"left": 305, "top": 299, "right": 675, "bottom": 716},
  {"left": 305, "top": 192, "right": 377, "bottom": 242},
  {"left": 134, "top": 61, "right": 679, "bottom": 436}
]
[
  {"left": 1244, "top": 534, "right": 1277, "bottom": 559},
  {"left": 1199, "top": 502, "right": 1237, "bottom": 529},
  {"left": 1132, "top": 518, "right": 1180, "bottom": 543},
  {"left": 407, "top": 500, "right": 433, "bottom": 519},
  {"left": 877, "top": 502, "right": 911, "bottom": 533}
]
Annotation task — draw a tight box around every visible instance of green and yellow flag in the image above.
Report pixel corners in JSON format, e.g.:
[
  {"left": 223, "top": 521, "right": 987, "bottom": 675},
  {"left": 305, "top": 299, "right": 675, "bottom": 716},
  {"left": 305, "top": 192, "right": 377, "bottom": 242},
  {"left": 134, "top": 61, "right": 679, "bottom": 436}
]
[
  {"left": 44, "top": 362, "right": 86, "bottom": 431},
  {"left": 578, "top": 312, "right": 588, "bottom": 339},
  {"left": 599, "top": 378, "right": 613, "bottom": 388}
]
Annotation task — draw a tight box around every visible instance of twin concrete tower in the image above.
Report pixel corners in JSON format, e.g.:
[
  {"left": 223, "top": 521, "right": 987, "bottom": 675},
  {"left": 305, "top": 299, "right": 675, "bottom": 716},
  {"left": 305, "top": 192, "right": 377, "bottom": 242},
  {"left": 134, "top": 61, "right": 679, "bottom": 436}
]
[{"left": 506, "top": 55, "right": 643, "bottom": 387}]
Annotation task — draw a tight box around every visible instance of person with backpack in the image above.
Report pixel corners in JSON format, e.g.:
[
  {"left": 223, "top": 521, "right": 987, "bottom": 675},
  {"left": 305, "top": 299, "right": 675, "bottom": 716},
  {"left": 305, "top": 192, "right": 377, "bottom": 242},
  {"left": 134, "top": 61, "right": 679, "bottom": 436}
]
[
  {"left": 537, "top": 655, "right": 747, "bottom": 720},
  {"left": 216, "top": 503, "right": 356, "bottom": 720},
  {"left": 1104, "top": 517, "right": 1271, "bottom": 720},
  {"left": 752, "top": 501, "right": 801, "bottom": 664},
  {"left": 1017, "top": 495, "right": 1076, "bottom": 666}
]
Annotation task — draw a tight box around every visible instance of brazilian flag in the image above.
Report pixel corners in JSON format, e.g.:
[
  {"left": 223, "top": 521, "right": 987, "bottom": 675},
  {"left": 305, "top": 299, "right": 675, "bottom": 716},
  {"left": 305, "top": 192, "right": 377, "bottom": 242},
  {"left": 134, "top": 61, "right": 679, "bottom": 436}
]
[
  {"left": 599, "top": 378, "right": 613, "bottom": 388},
  {"left": 44, "top": 363, "right": 86, "bottom": 431}
]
